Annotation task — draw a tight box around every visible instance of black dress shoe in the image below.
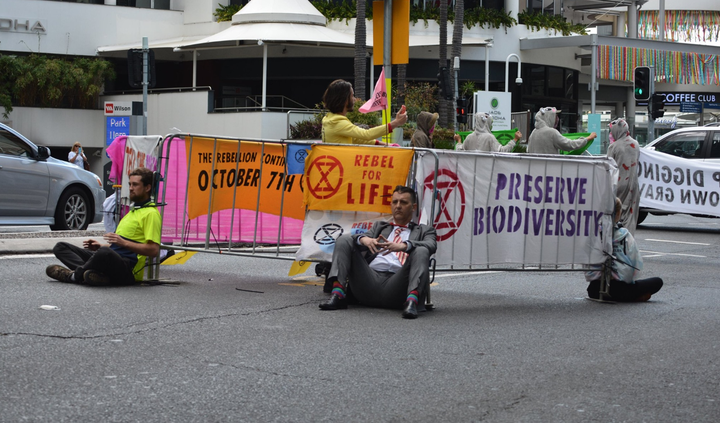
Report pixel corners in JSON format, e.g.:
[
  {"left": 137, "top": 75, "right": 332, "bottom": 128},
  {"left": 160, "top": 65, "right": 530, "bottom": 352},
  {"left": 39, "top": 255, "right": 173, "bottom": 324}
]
[
  {"left": 401, "top": 300, "right": 418, "bottom": 319},
  {"left": 319, "top": 294, "right": 347, "bottom": 310}
]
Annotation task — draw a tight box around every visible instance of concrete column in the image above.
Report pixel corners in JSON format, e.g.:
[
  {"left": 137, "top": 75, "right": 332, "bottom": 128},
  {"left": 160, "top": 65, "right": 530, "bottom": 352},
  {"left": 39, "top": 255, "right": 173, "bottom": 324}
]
[
  {"left": 627, "top": 88, "right": 636, "bottom": 136},
  {"left": 659, "top": 0, "right": 666, "bottom": 41},
  {"left": 615, "top": 102, "right": 624, "bottom": 119},
  {"left": 506, "top": 0, "right": 521, "bottom": 20},
  {"left": 616, "top": 14, "right": 626, "bottom": 37},
  {"left": 627, "top": 1, "right": 637, "bottom": 39}
]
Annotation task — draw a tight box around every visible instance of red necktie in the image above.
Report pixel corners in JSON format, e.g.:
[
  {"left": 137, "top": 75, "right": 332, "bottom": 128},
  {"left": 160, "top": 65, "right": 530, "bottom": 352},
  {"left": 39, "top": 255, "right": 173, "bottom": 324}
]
[{"left": 393, "top": 227, "right": 408, "bottom": 265}]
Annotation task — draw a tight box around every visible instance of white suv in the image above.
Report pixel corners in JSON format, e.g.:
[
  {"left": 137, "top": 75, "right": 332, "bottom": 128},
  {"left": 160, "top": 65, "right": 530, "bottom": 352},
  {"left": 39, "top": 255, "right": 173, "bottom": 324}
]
[{"left": 639, "top": 125, "right": 720, "bottom": 223}]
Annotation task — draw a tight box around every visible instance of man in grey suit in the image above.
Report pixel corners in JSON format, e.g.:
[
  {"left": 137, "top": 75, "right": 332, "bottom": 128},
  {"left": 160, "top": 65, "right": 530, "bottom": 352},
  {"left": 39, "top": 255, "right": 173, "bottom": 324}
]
[{"left": 319, "top": 185, "right": 437, "bottom": 319}]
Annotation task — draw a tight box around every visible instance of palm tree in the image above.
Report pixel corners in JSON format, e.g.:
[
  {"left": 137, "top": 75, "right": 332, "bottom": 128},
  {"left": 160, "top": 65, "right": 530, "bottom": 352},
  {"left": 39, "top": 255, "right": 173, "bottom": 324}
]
[
  {"left": 438, "top": 0, "right": 450, "bottom": 127},
  {"left": 354, "top": 0, "right": 367, "bottom": 100},
  {"left": 451, "top": 0, "right": 465, "bottom": 128}
]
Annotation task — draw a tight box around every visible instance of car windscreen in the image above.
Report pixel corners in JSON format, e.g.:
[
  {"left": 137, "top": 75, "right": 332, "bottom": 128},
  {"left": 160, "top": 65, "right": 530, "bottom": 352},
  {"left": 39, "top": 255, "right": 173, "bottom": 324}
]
[{"left": 651, "top": 131, "right": 707, "bottom": 159}]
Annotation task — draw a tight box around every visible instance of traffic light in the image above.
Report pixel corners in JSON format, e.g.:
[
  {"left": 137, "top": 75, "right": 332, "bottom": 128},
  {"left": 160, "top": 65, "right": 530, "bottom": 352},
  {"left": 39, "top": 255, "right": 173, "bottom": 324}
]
[
  {"left": 128, "top": 49, "right": 157, "bottom": 89},
  {"left": 456, "top": 98, "right": 467, "bottom": 124},
  {"left": 437, "top": 66, "right": 453, "bottom": 101},
  {"left": 651, "top": 93, "right": 665, "bottom": 119},
  {"left": 633, "top": 66, "right": 651, "bottom": 101}
]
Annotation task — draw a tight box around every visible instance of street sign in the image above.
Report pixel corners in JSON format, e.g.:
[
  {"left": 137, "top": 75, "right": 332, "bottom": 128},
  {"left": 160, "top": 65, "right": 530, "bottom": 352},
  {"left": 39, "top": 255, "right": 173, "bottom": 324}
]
[
  {"left": 586, "top": 114, "right": 601, "bottom": 155},
  {"left": 680, "top": 102, "right": 702, "bottom": 113},
  {"left": 106, "top": 116, "right": 130, "bottom": 146},
  {"left": 104, "top": 101, "right": 132, "bottom": 116},
  {"left": 474, "top": 91, "right": 511, "bottom": 131}
]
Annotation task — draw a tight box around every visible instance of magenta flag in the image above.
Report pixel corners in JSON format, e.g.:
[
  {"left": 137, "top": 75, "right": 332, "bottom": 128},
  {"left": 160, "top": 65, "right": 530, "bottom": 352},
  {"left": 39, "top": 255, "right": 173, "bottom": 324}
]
[{"left": 359, "top": 68, "right": 387, "bottom": 113}]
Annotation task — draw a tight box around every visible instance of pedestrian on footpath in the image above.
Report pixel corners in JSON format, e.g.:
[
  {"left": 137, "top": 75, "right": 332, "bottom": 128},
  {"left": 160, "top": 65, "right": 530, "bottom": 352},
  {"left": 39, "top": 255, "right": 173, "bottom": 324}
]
[
  {"left": 68, "top": 142, "right": 87, "bottom": 170},
  {"left": 45, "top": 167, "right": 161, "bottom": 286}
]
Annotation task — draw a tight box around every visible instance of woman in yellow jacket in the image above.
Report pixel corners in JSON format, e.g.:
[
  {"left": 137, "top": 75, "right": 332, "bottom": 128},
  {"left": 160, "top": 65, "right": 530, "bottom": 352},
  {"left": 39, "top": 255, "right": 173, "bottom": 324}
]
[{"left": 321, "top": 79, "right": 407, "bottom": 144}]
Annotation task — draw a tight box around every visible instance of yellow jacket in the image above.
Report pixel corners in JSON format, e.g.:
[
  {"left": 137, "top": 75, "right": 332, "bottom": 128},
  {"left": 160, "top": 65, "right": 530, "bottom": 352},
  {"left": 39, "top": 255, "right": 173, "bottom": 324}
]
[{"left": 321, "top": 113, "right": 389, "bottom": 144}]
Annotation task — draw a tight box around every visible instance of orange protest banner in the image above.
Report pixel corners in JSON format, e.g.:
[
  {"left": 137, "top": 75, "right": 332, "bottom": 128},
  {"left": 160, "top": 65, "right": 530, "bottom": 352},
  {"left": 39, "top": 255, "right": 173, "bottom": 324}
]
[
  {"left": 185, "top": 138, "right": 305, "bottom": 221},
  {"left": 303, "top": 145, "right": 413, "bottom": 212}
]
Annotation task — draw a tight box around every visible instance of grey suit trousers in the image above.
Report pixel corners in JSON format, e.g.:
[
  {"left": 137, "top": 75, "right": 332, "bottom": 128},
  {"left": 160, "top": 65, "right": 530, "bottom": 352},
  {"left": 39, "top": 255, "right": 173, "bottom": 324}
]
[{"left": 328, "top": 234, "right": 431, "bottom": 309}]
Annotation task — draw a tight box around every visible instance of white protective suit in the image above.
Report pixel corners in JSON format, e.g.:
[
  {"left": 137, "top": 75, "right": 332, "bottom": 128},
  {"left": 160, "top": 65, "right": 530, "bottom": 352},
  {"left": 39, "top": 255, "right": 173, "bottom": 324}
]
[
  {"left": 456, "top": 113, "right": 516, "bottom": 152},
  {"left": 527, "top": 107, "right": 590, "bottom": 154},
  {"left": 607, "top": 118, "right": 640, "bottom": 234}
]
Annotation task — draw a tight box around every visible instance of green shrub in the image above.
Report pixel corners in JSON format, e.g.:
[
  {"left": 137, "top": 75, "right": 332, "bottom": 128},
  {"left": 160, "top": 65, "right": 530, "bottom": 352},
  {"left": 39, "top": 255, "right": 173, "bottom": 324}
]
[
  {"left": 519, "top": 11, "right": 587, "bottom": 36},
  {"left": 347, "top": 98, "right": 382, "bottom": 127},
  {"left": 214, "top": 3, "right": 242, "bottom": 22},
  {"left": 289, "top": 113, "right": 323, "bottom": 139},
  {"left": 401, "top": 82, "right": 437, "bottom": 120},
  {"left": 0, "top": 54, "right": 115, "bottom": 118},
  {"left": 431, "top": 127, "right": 458, "bottom": 150}
]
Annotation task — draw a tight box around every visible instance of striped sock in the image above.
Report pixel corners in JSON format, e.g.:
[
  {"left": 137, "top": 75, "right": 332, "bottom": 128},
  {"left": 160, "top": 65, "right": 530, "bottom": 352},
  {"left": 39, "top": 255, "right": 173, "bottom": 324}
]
[
  {"left": 407, "top": 290, "right": 419, "bottom": 304},
  {"left": 331, "top": 281, "right": 346, "bottom": 299}
]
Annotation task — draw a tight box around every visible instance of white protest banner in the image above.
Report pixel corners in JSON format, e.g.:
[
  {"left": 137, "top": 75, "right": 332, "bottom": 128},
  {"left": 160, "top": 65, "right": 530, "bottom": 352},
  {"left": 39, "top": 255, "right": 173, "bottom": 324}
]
[
  {"left": 415, "top": 150, "right": 615, "bottom": 267},
  {"left": 120, "top": 136, "right": 161, "bottom": 203},
  {"left": 638, "top": 149, "right": 720, "bottom": 217},
  {"left": 296, "top": 210, "right": 391, "bottom": 262}
]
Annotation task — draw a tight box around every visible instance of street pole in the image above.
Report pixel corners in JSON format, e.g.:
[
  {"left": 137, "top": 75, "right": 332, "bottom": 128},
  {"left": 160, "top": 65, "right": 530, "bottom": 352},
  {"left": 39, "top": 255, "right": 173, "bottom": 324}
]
[
  {"left": 142, "top": 36, "right": 148, "bottom": 136},
  {"left": 647, "top": 69, "right": 655, "bottom": 143},
  {"left": 383, "top": 0, "right": 392, "bottom": 144},
  {"left": 454, "top": 57, "right": 460, "bottom": 131}
]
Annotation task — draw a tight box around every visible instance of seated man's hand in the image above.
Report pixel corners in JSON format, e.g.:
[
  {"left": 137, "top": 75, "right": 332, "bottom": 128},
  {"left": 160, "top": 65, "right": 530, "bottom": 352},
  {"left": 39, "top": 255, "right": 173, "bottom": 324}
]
[
  {"left": 361, "top": 235, "right": 389, "bottom": 254},
  {"left": 380, "top": 240, "right": 408, "bottom": 255},
  {"left": 83, "top": 239, "right": 102, "bottom": 251},
  {"left": 103, "top": 233, "right": 125, "bottom": 248}
]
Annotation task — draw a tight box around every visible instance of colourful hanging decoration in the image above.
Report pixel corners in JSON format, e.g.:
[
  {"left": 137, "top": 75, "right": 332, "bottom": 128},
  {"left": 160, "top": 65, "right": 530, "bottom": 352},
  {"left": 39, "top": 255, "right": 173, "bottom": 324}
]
[
  {"left": 597, "top": 45, "right": 720, "bottom": 86},
  {"left": 638, "top": 10, "right": 720, "bottom": 43}
]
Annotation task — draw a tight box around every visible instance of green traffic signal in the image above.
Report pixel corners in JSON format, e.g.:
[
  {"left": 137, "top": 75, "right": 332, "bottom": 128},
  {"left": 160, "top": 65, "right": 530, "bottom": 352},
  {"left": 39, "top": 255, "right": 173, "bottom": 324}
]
[{"left": 633, "top": 66, "right": 651, "bottom": 101}]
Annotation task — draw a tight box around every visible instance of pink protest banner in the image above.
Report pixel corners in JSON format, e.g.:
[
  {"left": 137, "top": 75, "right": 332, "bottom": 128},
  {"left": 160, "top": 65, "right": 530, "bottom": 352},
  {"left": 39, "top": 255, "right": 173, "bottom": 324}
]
[{"left": 158, "top": 138, "right": 303, "bottom": 244}]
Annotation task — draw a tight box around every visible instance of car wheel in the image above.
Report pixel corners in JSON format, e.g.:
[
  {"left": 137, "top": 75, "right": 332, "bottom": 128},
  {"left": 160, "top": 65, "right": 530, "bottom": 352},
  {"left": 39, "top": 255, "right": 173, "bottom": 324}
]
[
  {"left": 637, "top": 210, "right": 648, "bottom": 225},
  {"left": 51, "top": 187, "right": 90, "bottom": 231}
]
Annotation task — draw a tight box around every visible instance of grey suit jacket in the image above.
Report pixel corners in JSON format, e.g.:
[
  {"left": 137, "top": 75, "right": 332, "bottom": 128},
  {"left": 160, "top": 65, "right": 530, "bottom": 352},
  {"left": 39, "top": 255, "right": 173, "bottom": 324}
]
[{"left": 352, "top": 221, "right": 437, "bottom": 264}]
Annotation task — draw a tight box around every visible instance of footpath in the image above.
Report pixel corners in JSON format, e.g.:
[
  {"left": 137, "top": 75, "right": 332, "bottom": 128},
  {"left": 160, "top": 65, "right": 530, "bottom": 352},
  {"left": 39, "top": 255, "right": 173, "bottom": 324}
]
[{"left": 0, "top": 230, "right": 105, "bottom": 255}]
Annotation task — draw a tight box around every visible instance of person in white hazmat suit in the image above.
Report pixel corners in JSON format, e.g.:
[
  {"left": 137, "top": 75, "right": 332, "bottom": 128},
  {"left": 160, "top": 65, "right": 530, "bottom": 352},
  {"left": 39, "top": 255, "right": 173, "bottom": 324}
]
[
  {"left": 455, "top": 112, "right": 522, "bottom": 152},
  {"left": 527, "top": 107, "right": 597, "bottom": 154},
  {"left": 606, "top": 118, "right": 641, "bottom": 234}
]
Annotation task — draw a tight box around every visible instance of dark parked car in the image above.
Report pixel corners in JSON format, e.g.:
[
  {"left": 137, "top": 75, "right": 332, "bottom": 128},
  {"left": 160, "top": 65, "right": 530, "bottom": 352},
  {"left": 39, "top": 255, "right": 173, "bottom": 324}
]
[{"left": 0, "top": 123, "right": 105, "bottom": 230}]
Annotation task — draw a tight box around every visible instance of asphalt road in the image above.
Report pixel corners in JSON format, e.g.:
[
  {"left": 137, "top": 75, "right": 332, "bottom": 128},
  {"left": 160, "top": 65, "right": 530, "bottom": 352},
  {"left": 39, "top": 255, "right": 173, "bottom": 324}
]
[{"left": 1, "top": 214, "right": 719, "bottom": 422}]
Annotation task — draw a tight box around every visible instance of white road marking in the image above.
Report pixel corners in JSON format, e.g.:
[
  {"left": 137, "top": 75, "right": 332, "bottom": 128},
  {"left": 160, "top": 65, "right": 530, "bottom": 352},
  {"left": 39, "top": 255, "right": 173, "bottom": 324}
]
[
  {"left": 643, "top": 238, "right": 710, "bottom": 246},
  {"left": 434, "top": 271, "right": 501, "bottom": 278},
  {"left": 639, "top": 250, "right": 706, "bottom": 258},
  {"left": 0, "top": 254, "right": 54, "bottom": 260}
]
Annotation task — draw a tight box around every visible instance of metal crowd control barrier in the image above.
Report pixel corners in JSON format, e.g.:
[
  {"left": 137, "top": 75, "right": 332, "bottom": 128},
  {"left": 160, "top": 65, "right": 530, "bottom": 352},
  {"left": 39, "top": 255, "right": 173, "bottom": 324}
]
[
  {"left": 151, "top": 133, "right": 440, "bottom": 281},
  {"left": 150, "top": 134, "right": 615, "bottom": 305}
]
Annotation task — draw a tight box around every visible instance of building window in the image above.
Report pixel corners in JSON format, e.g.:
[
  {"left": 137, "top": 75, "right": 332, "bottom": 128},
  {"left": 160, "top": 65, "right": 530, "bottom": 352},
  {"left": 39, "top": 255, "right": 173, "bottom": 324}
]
[
  {"left": 547, "top": 66, "right": 564, "bottom": 98},
  {"left": 116, "top": 0, "right": 170, "bottom": 9},
  {"left": 526, "top": 0, "right": 560, "bottom": 15},
  {"left": 529, "top": 67, "right": 545, "bottom": 97},
  {"left": 51, "top": 0, "right": 104, "bottom": 4}
]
